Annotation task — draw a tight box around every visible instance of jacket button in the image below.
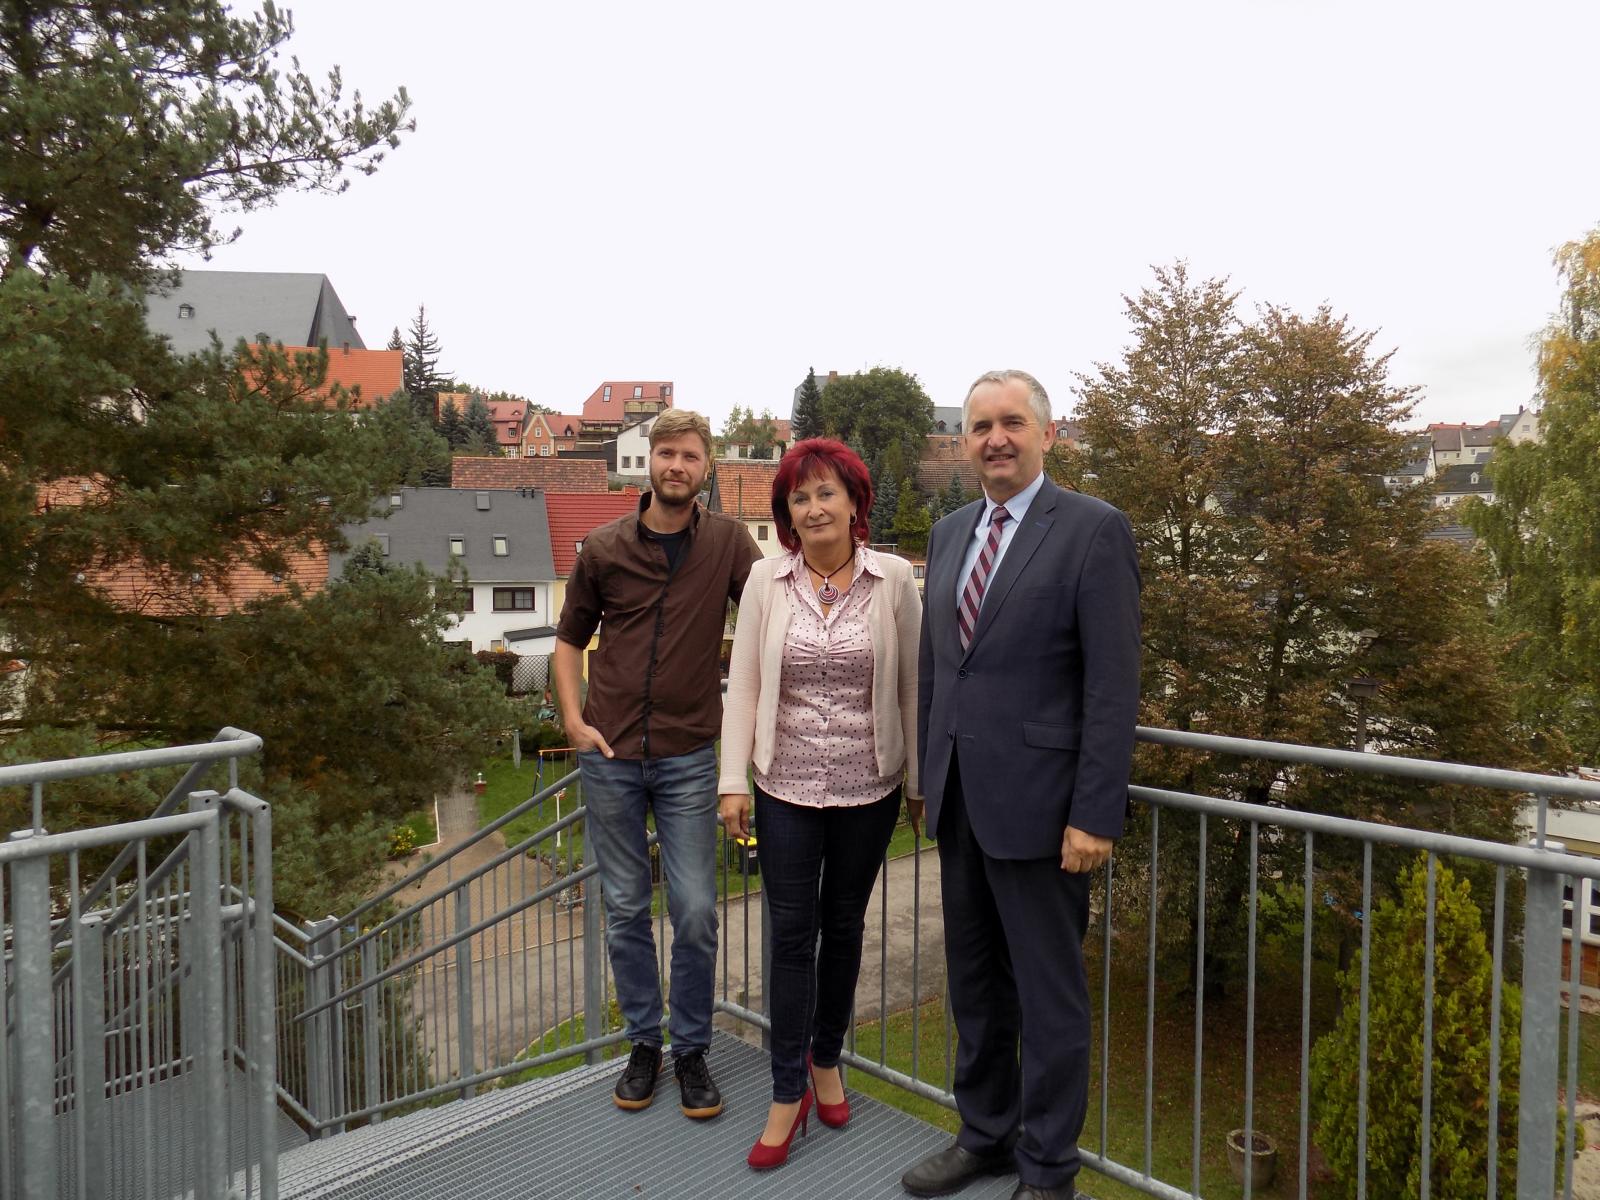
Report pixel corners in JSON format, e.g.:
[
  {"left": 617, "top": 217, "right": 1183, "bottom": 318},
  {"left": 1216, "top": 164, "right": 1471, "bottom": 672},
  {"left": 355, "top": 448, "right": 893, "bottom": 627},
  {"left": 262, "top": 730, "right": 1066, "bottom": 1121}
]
[{"left": 958, "top": 668, "right": 968, "bottom": 679}]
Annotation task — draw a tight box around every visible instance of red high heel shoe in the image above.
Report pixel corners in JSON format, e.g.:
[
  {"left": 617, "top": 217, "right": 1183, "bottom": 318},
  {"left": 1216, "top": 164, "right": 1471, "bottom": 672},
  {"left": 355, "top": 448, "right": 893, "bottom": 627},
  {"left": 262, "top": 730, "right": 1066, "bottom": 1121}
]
[
  {"left": 746, "top": 1091, "right": 812, "bottom": 1170},
  {"left": 809, "top": 1058, "right": 850, "bottom": 1129}
]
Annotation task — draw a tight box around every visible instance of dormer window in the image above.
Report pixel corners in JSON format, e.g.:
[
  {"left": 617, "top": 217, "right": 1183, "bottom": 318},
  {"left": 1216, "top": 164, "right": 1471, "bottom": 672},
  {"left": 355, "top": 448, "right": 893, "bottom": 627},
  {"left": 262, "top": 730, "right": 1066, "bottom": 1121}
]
[
  {"left": 1470, "top": 473, "right": 1479, "bottom": 485},
  {"left": 604, "top": 385, "right": 612, "bottom": 402},
  {"left": 633, "top": 386, "right": 643, "bottom": 398},
  {"left": 177, "top": 303, "right": 194, "bottom": 319}
]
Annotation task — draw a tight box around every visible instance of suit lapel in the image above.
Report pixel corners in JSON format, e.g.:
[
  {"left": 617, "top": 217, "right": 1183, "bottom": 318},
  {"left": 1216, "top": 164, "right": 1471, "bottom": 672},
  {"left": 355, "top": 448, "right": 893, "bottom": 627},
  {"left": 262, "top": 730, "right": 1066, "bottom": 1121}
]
[{"left": 965, "top": 479, "right": 1059, "bottom": 654}]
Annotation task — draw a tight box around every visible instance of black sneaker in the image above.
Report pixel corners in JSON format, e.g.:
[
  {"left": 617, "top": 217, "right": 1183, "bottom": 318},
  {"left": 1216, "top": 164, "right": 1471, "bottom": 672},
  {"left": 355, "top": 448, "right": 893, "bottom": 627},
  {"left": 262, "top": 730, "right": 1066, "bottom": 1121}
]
[
  {"left": 613, "top": 1043, "right": 662, "bottom": 1110},
  {"left": 672, "top": 1049, "right": 723, "bottom": 1119}
]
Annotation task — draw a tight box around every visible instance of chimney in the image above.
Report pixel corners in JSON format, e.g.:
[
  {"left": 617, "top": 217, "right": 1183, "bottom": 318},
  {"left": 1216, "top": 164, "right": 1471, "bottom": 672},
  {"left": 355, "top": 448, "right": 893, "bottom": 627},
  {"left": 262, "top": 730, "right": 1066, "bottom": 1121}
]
[{"left": 827, "top": 371, "right": 839, "bottom": 383}]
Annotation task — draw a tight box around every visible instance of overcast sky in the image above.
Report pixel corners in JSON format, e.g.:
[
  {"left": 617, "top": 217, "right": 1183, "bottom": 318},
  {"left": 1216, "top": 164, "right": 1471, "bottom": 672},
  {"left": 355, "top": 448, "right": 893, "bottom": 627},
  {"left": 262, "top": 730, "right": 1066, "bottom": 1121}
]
[{"left": 178, "top": 1, "right": 1600, "bottom": 429}]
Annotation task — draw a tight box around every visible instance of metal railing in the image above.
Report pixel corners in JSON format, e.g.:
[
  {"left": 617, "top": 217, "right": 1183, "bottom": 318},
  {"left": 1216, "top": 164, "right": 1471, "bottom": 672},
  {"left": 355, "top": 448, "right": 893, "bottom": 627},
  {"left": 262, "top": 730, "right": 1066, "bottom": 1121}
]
[
  {"left": 280, "top": 751, "right": 634, "bottom": 1131},
  {"left": 702, "top": 727, "right": 1600, "bottom": 1200},
  {"left": 1, "top": 731, "right": 276, "bottom": 1200}
]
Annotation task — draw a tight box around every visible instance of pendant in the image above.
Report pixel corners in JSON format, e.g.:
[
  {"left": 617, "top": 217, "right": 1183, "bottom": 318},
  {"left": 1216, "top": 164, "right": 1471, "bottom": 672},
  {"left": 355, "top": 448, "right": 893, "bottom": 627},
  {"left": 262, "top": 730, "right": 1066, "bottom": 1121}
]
[{"left": 817, "top": 580, "right": 840, "bottom": 605}]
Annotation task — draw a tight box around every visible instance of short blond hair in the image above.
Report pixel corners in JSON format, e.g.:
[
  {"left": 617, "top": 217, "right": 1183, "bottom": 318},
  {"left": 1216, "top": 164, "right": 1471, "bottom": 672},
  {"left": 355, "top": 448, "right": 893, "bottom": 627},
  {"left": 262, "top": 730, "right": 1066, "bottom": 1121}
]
[{"left": 649, "top": 408, "right": 714, "bottom": 458}]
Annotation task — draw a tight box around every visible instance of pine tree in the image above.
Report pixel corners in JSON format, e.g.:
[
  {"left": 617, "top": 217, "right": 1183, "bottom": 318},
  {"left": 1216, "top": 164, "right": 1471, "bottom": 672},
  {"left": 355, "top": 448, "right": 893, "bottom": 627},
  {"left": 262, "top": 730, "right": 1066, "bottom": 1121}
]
[
  {"left": 437, "top": 398, "right": 467, "bottom": 448},
  {"left": 941, "top": 475, "right": 969, "bottom": 518},
  {"left": 869, "top": 462, "right": 899, "bottom": 544},
  {"left": 1310, "top": 856, "right": 1519, "bottom": 1198},
  {"left": 0, "top": 3, "right": 513, "bottom": 916},
  {"left": 463, "top": 393, "right": 497, "bottom": 452},
  {"left": 890, "top": 477, "right": 931, "bottom": 555},
  {"left": 793, "top": 367, "right": 824, "bottom": 441},
  {"left": 402, "top": 304, "right": 452, "bottom": 423}
]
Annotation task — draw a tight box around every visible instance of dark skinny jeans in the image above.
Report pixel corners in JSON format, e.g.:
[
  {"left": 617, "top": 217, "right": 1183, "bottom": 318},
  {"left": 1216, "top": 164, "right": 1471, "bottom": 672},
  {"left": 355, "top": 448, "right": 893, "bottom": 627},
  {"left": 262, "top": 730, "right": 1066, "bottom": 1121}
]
[{"left": 755, "top": 783, "right": 901, "bottom": 1103}]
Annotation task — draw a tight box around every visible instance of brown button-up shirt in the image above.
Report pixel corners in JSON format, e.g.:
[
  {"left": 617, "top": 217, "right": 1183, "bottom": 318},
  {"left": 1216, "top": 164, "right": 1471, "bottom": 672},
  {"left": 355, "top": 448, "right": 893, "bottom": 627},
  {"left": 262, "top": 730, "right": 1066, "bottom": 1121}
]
[{"left": 556, "top": 494, "right": 761, "bottom": 760}]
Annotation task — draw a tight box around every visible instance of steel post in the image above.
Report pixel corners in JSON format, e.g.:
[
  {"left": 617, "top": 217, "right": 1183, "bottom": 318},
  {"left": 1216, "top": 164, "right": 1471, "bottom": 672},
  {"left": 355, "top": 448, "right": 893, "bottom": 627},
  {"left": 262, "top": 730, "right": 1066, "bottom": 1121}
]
[
  {"left": 1518, "top": 844, "right": 1564, "bottom": 1200},
  {"left": 189, "top": 795, "right": 228, "bottom": 1198},
  {"left": 583, "top": 874, "right": 605, "bottom": 1065},
  {"left": 72, "top": 914, "right": 108, "bottom": 1200},
  {"left": 303, "top": 917, "right": 339, "bottom": 1133},
  {"left": 9, "top": 833, "right": 56, "bottom": 1200},
  {"left": 455, "top": 884, "right": 476, "bottom": 1099}
]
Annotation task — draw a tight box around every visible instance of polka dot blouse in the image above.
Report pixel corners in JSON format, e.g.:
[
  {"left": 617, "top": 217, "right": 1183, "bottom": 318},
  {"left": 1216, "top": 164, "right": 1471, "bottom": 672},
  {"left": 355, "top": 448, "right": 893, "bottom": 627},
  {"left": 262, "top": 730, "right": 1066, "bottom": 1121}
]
[{"left": 755, "top": 547, "right": 901, "bottom": 808}]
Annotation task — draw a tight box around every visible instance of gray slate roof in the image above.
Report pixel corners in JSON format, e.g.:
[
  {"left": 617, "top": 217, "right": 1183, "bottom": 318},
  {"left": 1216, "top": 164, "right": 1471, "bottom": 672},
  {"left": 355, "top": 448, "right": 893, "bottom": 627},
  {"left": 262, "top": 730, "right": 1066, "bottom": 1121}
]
[
  {"left": 331, "top": 488, "right": 555, "bottom": 583},
  {"left": 931, "top": 405, "right": 963, "bottom": 433},
  {"left": 144, "top": 270, "right": 364, "bottom": 355},
  {"left": 1435, "top": 463, "right": 1494, "bottom": 494}
]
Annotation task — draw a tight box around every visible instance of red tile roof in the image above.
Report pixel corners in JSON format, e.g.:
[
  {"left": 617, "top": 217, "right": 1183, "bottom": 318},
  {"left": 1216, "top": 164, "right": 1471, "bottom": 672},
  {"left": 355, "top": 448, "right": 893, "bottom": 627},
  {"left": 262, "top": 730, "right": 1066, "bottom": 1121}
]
[
  {"left": 87, "top": 547, "right": 330, "bottom": 615},
  {"left": 545, "top": 492, "right": 641, "bottom": 575},
  {"left": 247, "top": 345, "right": 403, "bottom": 409},
  {"left": 712, "top": 462, "right": 780, "bottom": 520},
  {"left": 450, "top": 456, "right": 609, "bottom": 492},
  {"left": 917, "top": 436, "right": 982, "bottom": 495},
  {"left": 582, "top": 381, "right": 674, "bottom": 423},
  {"left": 487, "top": 400, "right": 527, "bottom": 447}
]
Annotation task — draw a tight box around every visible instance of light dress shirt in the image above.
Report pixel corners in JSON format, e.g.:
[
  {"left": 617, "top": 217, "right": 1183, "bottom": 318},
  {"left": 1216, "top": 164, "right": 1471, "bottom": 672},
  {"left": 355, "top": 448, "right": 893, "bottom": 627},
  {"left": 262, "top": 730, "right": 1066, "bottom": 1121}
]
[
  {"left": 756, "top": 547, "right": 901, "bottom": 809},
  {"left": 953, "top": 469, "right": 1047, "bottom": 612}
]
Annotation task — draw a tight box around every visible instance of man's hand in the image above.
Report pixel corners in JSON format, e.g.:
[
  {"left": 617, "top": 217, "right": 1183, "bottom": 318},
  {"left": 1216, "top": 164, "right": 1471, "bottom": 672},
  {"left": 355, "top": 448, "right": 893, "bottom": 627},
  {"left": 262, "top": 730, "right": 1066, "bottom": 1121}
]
[
  {"left": 905, "top": 794, "right": 925, "bottom": 839},
  {"left": 570, "top": 721, "right": 614, "bottom": 758},
  {"left": 720, "top": 793, "right": 751, "bottom": 839},
  {"left": 1061, "top": 826, "right": 1113, "bottom": 874}
]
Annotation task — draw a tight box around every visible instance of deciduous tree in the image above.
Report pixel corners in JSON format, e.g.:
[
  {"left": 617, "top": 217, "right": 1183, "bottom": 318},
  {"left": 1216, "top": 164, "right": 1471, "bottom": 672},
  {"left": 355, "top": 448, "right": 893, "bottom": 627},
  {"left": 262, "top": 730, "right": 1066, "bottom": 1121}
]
[{"left": 818, "top": 367, "right": 933, "bottom": 472}]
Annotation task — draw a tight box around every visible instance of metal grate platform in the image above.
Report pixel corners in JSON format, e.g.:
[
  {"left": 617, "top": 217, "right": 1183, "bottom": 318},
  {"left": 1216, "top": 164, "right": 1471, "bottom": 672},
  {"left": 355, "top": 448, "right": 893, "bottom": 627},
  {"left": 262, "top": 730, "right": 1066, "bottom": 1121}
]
[{"left": 277, "top": 1031, "right": 1026, "bottom": 1199}]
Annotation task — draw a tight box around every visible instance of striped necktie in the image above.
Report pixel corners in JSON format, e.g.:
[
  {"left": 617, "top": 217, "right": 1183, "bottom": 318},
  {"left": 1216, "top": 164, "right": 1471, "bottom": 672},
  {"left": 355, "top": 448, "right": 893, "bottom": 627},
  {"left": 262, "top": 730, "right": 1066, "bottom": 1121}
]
[{"left": 958, "top": 505, "right": 1009, "bottom": 651}]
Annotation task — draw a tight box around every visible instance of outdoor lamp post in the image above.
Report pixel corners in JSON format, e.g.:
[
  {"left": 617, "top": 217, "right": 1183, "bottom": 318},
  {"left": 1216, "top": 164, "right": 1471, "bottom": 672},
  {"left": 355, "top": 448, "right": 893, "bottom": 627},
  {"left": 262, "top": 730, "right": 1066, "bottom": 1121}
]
[{"left": 1346, "top": 676, "right": 1379, "bottom": 752}]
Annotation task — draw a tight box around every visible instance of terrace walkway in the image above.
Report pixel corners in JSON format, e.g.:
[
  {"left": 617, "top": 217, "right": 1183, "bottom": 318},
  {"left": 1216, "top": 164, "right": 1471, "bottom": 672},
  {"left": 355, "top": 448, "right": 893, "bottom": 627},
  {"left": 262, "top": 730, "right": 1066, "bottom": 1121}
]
[{"left": 275, "top": 1031, "right": 1021, "bottom": 1200}]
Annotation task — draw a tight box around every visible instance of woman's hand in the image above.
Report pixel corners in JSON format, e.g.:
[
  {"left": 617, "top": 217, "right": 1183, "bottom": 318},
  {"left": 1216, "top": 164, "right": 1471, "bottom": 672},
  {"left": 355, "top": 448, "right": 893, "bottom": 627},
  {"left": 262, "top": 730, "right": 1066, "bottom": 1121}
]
[
  {"left": 905, "top": 793, "right": 925, "bottom": 839},
  {"left": 719, "top": 792, "right": 751, "bottom": 839}
]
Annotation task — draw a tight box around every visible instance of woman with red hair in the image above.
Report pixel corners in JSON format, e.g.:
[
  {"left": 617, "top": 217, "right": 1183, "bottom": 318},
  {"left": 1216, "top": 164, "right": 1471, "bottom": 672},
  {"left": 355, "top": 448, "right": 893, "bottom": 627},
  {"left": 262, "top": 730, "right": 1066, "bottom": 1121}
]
[{"left": 719, "top": 437, "right": 924, "bottom": 1169}]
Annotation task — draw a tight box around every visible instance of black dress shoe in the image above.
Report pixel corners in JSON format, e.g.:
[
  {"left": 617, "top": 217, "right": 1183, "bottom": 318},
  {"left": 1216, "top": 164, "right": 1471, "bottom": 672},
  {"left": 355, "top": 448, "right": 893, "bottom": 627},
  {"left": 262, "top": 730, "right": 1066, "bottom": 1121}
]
[
  {"left": 612, "top": 1042, "right": 662, "bottom": 1110},
  {"left": 901, "top": 1143, "right": 1014, "bottom": 1196},
  {"left": 672, "top": 1049, "right": 724, "bottom": 1118},
  {"left": 1011, "top": 1184, "right": 1073, "bottom": 1200}
]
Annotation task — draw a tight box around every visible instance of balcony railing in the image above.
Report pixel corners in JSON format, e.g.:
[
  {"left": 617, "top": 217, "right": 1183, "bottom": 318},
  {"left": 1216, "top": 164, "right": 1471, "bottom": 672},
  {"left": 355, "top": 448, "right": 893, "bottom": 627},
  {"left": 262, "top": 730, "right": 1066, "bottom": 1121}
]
[{"left": 6, "top": 728, "right": 1600, "bottom": 1199}]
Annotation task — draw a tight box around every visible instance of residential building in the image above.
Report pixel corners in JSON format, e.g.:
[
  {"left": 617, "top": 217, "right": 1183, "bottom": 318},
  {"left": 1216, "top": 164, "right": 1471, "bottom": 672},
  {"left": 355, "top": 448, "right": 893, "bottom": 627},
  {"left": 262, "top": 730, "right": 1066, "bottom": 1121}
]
[
  {"left": 1383, "top": 435, "right": 1437, "bottom": 489},
  {"left": 916, "top": 435, "right": 981, "bottom": 500},
  {"left": 333, "top": 487, "right": 557, "bottom": 654},
  {"left": 709, "top": 461, "right": 782, "bottom": 555},
  {"left": 930, "top": 405, "right": 963, "bottom": 435},
  {"left": 720, "top": 417, "right": 791, "bottom": 462},
  {"left": 523, "top": 413, "right": 584, "bottom": 457},
  {"left": 543, "top": 490, "right": 643, "bottom": 624},
  {"left": 1434, "top": 463, "right": 1495, "bottom": 507},
  {"left": 143, "top": 270, "right": 364, "bottom": 356},
  {"left": 450, "top": 456, "right": 609, "bottom": 492},
  {"left": 486, "top": 400, "right": 528, "bottom": 456},
  {"left": 581, "top": 381, "right": 674, "bottom": 436},
  {"left": 239, "top": 343, "right": 403, "bottom": 410},
  {"left": 610, "top": 415, "right": 659, "bottom": 482}
]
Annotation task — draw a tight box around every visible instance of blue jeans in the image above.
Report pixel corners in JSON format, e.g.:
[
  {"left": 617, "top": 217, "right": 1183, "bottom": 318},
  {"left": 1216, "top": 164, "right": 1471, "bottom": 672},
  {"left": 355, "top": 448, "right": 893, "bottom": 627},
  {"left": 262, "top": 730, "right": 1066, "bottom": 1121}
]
[
  {"left": 578, "top": 745, "right": 719, "bottom": 1056},
  {"left": 755, "top": 784, "right": 901, "bottom": 1103}
]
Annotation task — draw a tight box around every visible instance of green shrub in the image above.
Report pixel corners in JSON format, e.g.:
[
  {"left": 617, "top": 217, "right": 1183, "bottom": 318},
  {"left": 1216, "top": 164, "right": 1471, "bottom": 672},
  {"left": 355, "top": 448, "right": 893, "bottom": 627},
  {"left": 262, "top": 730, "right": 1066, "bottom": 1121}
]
[
  {"left": 1310, "top": 855, "right": 1519, "bottom": 1198},
  {"left": 388, "top": 824, "right": 417, "bottom": 859}
]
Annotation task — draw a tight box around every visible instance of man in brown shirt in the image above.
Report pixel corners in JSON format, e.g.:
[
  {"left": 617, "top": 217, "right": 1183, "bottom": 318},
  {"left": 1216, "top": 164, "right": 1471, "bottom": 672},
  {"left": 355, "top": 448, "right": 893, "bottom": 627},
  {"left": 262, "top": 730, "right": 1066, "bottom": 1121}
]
[{"left": 554, "top": 408, "right": 760, "bottom": 1119}]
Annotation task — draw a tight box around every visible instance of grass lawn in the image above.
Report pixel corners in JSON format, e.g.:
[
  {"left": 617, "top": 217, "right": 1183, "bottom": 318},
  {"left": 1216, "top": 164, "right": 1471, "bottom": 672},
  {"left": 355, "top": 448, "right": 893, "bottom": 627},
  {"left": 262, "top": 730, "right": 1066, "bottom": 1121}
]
[{"left": 397, "top": 804, "right": 438, "bottom": 848}]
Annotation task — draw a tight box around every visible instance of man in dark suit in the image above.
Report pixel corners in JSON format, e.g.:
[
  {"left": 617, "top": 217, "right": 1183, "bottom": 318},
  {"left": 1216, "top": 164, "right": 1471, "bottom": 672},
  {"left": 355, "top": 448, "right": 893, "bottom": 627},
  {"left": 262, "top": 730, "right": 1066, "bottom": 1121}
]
[{"left": 901, "top": 370, "right": 1141, "bottom": 1200}]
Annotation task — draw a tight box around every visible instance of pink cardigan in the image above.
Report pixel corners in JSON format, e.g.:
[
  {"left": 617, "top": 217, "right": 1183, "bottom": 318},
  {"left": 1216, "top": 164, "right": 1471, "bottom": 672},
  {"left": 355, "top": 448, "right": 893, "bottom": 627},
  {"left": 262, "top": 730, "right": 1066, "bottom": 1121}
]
[{"left": 718, "top": 549, "right": 922, "bottom": 799}]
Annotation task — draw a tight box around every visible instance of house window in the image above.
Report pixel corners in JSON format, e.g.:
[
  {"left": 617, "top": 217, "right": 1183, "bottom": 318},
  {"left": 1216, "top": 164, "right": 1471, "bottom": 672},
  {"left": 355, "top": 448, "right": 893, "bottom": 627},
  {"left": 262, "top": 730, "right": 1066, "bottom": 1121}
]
[
  {"left": 493, "top": 536, "right": 509, "bottom": 557},
  {"left": 663, "top": 384, "right": 671, "bottom": 398},
  {"left": 604, "top": 385, "right": 612, "bottom": 402},
  {"left": 390, "top": 492, "right": 403, "bottom": 508},
  {"left": 575, "top": 540, "right": 584, "bottom": 556},
  {"left": 178, "top": 303, "right": 194, "bottom": 319},
  {"left": 455, "top": 587, "right": 474, "bottom": 613},
  {"left": 376, "top": 534, "right": 391, "bottom": 556},
  {"left": 913, "top": 564, "right": 926, "bottom": 580},
  {"left": 757, "top": 525, "right": 768, "bottom": 541},
  {"left": 540, "top": 444, "right": 552, "bottom": 456},
  {"left": 476, "top": 491, "right": 491, "bottom": 511},
  {"left": 493, "top": 587, "right": 535, "bottom": 611},
  {"left": 449, "top": 537, "right": 465, "bottom": 557},
  {"left": 490, "top": 639, "right": 506, "bottom": 652},
  {"left": 633, "top": 386, "right": 643, "bottom": 398}
]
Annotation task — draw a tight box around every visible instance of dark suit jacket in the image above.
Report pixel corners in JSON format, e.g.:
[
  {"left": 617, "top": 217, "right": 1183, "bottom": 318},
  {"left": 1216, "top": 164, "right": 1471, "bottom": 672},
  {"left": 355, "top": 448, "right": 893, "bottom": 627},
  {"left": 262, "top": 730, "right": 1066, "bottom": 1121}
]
[{"left": 918, "top": 477, "right": 1142, "bottom": 858}]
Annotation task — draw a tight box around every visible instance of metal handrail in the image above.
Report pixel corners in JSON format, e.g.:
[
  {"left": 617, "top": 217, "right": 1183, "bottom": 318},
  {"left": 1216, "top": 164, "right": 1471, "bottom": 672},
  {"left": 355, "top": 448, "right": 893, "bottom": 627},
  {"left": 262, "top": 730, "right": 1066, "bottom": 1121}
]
[{"left": 1136, "top": 724, "right": 1600, "bottom": 802}]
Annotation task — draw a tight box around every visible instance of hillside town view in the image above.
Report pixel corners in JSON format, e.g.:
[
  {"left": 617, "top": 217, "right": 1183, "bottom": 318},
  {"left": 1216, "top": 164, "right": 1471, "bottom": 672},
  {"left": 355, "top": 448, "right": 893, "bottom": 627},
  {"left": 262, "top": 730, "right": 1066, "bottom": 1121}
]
[{"left": 5, "top": 3, "right": 1600, "bottom": 1199}]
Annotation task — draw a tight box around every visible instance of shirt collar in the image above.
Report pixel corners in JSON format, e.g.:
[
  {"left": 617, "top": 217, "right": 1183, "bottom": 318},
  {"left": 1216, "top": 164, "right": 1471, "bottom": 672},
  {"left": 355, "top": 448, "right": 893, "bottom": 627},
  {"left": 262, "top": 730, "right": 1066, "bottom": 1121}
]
[
  {"left": 776, "top": 543, "right": 883, "bottom": 581},
  {"left": 634, "top": 490, "right": 700, "bottom": 540},
  {"left": 980, "top": 470, "right": 1046, "bottom": 528}
]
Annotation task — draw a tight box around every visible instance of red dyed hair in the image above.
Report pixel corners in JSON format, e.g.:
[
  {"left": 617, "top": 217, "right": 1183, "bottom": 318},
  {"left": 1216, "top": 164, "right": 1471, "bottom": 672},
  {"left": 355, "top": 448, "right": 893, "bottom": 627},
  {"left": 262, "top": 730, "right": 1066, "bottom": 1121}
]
[{"left": 771, "top": 438, "right": 874, "bottom": 552}]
